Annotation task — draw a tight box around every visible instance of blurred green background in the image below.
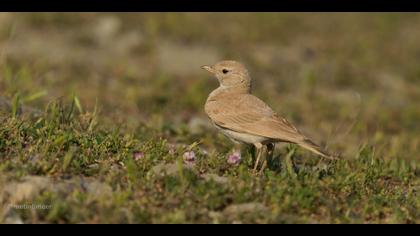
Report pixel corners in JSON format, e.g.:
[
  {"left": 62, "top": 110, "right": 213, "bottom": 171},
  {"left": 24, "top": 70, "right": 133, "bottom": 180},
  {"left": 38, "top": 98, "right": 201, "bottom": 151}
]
[
  {"left": 1, "top": 13, "right": 419, "bottom": 159},
  {"left": 0, "top": 12, "right": 419, "bottom": 224}
]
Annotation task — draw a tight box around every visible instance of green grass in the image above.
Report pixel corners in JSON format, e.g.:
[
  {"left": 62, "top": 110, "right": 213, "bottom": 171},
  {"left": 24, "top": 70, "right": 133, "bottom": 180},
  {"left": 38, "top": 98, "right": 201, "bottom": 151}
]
[
  {"left": 0, "top": 13, "right": 419, "bottom": 223},
  {"left": 0, "top": 103, "right": 418, "bottom": 223}
]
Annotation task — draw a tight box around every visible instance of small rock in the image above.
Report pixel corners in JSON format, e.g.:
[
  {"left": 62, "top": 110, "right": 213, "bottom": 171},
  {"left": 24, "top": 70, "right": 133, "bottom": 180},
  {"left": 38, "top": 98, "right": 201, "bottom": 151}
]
[
  {"left": 223, "top": 203, "right": 269, "bottom": 215},
  {"left": 4, "top": 176, "right": 51, "bottom": 203},
  {"left": 2, "top": 209, "right": 24, "bottom": 224},
  {"left": 87, "top": 163, "right": 100, "bottom": 169},
  {"left": 82, "top": 181, "right": 113, "bottom": 199},
  {"left": 201, "top": 174, "right": 229, "bottom": 185},
  {"left": 151, "top": 162, "right": 195, "bottom": 177},
  {"left": 208, "top": 211, "right": 223, "bottom": 223}
]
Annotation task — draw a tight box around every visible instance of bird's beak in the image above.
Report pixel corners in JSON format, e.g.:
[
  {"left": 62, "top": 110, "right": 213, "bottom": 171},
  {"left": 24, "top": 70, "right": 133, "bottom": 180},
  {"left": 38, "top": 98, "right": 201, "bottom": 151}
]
[{"left": 201, "top": 65, "right": 215, "bottom": 74}]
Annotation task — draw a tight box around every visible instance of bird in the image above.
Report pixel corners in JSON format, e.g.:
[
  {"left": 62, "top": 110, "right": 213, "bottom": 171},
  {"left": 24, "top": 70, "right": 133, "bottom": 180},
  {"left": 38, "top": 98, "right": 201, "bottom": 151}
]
[{"left": 201, "top": 60, "right": 335, "bottom": 174}]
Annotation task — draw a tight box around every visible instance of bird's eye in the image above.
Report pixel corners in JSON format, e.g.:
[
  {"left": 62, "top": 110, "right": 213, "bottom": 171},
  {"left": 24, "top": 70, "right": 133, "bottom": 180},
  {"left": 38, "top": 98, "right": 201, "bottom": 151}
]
[{"left": 222, "top": 69, "right": 229, "bottom": 74}]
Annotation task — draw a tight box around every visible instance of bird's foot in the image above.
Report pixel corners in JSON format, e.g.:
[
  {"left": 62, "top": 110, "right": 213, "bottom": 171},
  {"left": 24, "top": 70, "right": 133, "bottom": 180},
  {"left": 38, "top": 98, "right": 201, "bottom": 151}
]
[{"left": 258, "top": 160, "right": 267, "bottom": 175}]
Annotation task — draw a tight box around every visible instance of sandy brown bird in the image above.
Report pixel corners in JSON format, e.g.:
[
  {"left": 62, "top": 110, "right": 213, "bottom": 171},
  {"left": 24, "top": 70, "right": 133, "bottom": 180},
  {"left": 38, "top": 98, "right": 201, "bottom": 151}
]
[{"left": 201, "top": 60, "right": 334, "bottom": 174}]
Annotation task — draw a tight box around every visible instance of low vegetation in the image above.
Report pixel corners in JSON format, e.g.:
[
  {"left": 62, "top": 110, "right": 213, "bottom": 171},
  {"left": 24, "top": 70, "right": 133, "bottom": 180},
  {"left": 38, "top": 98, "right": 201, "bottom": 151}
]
[{"left": 0, "top": 13, "right": 418, "bottom": 223}]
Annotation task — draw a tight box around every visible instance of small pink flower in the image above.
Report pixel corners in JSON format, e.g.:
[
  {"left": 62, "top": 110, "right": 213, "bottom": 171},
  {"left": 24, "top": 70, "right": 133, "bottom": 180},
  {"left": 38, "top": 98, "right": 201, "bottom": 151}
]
[
  {"left": 227, "top": 151, "right": 241, "bottom": 165},
  {"left": 183, "top": 151, "right": 196, "bottom": 163},
  {"left": 133, "top": 151, "right": 145, "bottom": 161}
]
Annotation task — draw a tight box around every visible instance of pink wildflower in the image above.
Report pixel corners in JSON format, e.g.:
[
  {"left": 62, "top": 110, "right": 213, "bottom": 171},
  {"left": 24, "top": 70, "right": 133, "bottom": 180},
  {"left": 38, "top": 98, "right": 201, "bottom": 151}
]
[{"left": 227, "top": 151, "right": 241, "bottom": 165}]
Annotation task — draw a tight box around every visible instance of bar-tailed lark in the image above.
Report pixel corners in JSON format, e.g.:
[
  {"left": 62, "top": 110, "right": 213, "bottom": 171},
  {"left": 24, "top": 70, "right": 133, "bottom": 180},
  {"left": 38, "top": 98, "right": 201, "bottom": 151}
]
[{"left": 202, "top": 60, "right": 335, "bottom": 174}]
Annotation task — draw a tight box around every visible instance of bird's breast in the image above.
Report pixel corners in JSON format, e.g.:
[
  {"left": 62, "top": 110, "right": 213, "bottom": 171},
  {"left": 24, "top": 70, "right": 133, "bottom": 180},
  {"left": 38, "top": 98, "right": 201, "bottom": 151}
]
[{"left": 213, "top": 123, "right": 270, "bottom": 145}]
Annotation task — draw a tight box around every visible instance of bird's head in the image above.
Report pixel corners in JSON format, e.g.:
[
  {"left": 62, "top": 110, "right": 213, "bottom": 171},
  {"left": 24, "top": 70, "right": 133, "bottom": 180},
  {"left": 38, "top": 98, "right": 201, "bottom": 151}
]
[{"left": 201, "top": 60, "right": 251, "bottom": 89}]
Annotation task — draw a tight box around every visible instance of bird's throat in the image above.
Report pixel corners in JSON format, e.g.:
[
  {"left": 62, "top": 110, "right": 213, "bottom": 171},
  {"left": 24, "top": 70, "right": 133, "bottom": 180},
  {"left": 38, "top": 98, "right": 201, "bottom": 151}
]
[{"left": 218, "top": 84, "right": 251, "bottom": 95}]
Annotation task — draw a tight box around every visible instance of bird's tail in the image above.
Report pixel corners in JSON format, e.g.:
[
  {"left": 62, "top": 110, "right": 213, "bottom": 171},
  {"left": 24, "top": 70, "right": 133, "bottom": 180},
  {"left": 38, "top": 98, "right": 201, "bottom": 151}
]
[{"left": 297, "top": 138, "right": 337, "bottom": 160}]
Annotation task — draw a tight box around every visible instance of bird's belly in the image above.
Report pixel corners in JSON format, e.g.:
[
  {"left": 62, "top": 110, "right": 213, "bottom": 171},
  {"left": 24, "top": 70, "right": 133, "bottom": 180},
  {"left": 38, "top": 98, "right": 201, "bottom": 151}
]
[{"left": 215, "top": 125, "right": 269, "bottom": 144}]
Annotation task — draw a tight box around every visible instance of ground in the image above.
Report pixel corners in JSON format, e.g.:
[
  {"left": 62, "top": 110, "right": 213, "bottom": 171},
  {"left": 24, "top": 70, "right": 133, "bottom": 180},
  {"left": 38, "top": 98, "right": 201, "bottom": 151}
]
[{"left": 0, "top": 13, "right": 419, "bottom": 223}]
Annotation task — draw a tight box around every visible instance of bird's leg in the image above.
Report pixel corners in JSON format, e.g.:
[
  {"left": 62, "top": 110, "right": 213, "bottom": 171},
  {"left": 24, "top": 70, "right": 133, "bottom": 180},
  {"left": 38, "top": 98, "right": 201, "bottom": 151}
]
[
  {"left": 259, "top": 143, "right": 275, "bottom": 175},
  {"left": 252, "top": 143, "right": 263, "bottom": 174}
]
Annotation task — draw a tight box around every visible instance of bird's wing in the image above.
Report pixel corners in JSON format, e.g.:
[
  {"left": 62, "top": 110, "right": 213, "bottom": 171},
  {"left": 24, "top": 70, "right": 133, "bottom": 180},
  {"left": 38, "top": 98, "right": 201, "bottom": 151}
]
[{"left": 205, "top": 94, "right": 306, "bottom": 142}]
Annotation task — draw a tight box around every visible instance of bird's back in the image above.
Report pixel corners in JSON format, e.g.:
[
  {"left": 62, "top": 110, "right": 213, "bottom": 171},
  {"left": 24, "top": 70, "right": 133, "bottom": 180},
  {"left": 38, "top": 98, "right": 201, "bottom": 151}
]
[{"left": 205, "top": 90, "right": 305, "bottom": 143}]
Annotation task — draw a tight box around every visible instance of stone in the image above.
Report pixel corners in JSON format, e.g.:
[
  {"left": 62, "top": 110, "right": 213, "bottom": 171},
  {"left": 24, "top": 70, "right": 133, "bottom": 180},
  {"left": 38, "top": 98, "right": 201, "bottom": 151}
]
[
  {"left": 223, "top": 202, "right": 268, "bottom": 215},
  {"left": 201, "top": 174, "right": 229, "bottom": 185}
]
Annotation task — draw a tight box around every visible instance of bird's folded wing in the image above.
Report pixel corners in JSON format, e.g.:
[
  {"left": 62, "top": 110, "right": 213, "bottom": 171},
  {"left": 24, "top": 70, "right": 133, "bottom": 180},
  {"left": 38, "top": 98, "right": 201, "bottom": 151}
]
[{"left": 206, "top": 94, "right": 306, "bottom": 142}]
